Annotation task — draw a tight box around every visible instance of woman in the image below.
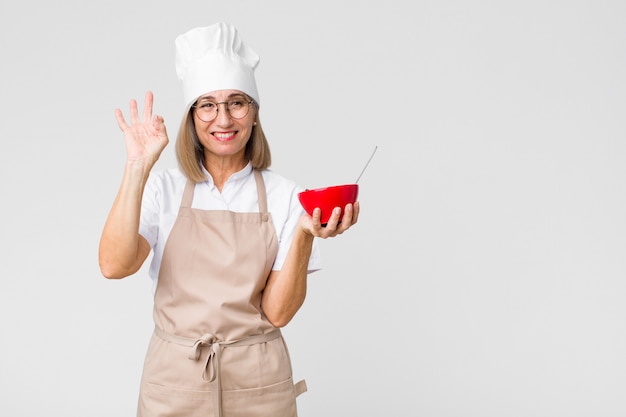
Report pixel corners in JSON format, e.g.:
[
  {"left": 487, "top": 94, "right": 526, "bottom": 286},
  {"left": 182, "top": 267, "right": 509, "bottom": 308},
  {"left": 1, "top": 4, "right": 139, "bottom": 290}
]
[{"left": 98, "top": 22, "right": 358, "bottom": 417}]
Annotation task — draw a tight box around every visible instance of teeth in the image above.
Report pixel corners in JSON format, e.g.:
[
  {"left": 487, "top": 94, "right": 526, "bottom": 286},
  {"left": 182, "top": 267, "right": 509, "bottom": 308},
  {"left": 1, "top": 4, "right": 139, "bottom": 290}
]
[{"left": 215, "top": 132, "right": 234, "bottom": 139}]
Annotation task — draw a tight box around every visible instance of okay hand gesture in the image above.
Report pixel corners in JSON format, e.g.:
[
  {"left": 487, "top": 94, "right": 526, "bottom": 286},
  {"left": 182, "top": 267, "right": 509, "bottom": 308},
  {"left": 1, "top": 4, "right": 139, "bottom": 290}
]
[{"left": 114, "top": 91, "right": 169, "bottom": 166}]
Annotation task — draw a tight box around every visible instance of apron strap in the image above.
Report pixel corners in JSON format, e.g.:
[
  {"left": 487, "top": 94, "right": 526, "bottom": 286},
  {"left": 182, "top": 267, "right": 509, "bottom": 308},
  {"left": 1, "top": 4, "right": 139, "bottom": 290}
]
[
  {"left": 294, "top": 379, "right": 308, "bottom": 397},
  {"left": 253, "top": 169, "right": 268, "bottom": 214},
  {"left": 180, "top": 179, "right": 196, "bottom": 209}
]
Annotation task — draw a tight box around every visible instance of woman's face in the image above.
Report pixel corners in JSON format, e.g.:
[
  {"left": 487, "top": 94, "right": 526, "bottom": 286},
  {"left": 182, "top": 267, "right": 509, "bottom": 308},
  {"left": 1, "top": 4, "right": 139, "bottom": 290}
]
[{"left": 192, "top": 89, "right": 256, "bottom": 165}]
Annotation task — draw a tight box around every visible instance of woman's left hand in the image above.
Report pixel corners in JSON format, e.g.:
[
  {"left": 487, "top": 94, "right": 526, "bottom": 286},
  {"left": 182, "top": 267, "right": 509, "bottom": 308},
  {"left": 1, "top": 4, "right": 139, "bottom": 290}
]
[{"left": 300, "top": 202, "right": 360, "bottom": 238}]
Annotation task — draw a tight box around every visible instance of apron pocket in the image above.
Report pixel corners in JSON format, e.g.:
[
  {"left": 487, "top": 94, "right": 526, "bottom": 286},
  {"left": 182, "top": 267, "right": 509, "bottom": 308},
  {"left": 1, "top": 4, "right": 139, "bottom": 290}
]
[
  {"left": 221, "top": 377, "right": 300, "bottom": 417},
  {"left": 142, "top": 383, "right": 212, "bottom": 416}
]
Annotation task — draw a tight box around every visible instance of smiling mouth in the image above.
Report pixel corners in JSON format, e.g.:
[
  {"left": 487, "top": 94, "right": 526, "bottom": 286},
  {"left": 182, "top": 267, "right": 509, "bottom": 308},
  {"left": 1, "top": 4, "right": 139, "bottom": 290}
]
[{"left": 213, "top": 132, "right": 236, "bottom": 141}]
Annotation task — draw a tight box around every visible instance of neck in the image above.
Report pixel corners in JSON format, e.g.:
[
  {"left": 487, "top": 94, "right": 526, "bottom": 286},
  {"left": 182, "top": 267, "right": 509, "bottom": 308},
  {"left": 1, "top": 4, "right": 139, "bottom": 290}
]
[{"left": 204, "top": 155, "right": 248, "bottom": 191}]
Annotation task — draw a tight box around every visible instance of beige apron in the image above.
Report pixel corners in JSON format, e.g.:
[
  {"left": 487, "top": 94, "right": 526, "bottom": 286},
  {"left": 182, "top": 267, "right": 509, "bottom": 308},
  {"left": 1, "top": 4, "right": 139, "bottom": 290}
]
[{"left": 137, "top": 170, "right": 306, "bottom": 417}]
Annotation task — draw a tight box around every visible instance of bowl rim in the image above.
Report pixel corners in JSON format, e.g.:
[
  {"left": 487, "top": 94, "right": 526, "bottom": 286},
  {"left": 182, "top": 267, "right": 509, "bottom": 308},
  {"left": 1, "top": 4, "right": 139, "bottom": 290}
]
[{"left": 298, "top": 183, "right": 359, "bottom": 194}]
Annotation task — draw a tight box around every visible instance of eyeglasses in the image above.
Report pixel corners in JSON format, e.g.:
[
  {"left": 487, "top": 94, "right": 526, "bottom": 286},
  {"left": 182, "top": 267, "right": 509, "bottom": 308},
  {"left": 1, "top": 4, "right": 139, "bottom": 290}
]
[{"left": 192, "top": 96, "right": 253, "bottom": 122}]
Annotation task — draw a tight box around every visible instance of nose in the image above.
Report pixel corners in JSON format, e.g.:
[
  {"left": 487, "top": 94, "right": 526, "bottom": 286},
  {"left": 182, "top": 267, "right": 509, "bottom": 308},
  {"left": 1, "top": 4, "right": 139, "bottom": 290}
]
[{"left": 213, "top": 103, "right": 233, "bottom": 126}]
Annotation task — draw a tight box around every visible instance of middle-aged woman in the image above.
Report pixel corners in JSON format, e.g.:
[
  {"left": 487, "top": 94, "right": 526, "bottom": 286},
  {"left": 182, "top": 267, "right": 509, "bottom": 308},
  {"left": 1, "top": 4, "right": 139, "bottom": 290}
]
[{"left": 98, "top": 22, "right": 359, "bottom": 417}]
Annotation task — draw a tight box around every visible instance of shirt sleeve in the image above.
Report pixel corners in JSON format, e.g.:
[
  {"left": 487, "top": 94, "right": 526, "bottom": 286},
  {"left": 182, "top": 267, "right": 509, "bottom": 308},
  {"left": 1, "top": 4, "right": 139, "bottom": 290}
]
[
  {"left": 138, "top": 172, "right": 161, "bottom": 249},
  {"left": 272, "top": 185, "right": 322, "bottom": 274}
]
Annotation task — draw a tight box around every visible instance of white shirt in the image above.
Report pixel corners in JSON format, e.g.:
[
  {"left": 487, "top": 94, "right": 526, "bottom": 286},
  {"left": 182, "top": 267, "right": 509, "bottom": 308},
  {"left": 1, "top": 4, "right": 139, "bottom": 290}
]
[{"left": 139, "top": 163, "right": 321, "bottom": 291}]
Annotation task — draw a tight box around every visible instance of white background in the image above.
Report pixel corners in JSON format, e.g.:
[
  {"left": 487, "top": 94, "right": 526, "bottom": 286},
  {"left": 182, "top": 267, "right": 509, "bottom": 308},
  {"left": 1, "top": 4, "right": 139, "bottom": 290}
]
[{"left": 1, "top": 1, "right": 625, "bottom": 416}]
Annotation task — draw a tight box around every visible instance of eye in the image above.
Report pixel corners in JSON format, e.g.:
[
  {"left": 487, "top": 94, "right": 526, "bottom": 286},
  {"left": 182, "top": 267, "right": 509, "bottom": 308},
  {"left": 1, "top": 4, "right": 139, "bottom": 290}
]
[
  {"left": 228, "top": 98, "right": 246, "bottom": 109},
  {"left": 198, "top": 101, "right": 217, "bottom": 110}
]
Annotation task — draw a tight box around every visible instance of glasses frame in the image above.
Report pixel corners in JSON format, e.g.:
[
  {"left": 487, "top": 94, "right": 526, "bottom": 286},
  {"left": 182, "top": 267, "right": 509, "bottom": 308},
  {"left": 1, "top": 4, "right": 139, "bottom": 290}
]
[{"left": 191, "top": 96, "right": 254, "bottom": 122}]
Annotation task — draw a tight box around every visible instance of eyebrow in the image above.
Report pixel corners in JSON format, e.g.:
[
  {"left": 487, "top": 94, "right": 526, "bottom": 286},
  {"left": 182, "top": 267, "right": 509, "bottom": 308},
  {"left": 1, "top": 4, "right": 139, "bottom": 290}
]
[{"left": 198, "top": 93, "right": 248, "bottom": 101}]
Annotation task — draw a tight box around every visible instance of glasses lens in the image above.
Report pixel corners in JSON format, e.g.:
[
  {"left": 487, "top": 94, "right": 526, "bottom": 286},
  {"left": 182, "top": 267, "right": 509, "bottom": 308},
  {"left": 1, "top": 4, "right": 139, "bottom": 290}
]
[
  {"left": 227, "top": 98, "right": 249, "bottom": 119},
  {"left": 195, "top": 101, "right": 217, "bottom": 122}
]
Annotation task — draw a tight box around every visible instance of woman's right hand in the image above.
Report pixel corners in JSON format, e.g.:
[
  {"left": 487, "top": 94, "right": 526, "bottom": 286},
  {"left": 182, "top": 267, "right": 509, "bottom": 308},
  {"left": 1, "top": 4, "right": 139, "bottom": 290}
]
[{"left": 114, "top": 91, "right": 169, "bottom": 166}]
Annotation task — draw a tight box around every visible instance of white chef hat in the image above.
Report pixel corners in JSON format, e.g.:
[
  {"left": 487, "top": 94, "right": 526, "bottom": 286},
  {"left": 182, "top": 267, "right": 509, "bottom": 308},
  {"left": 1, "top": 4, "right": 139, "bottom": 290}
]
[{"left": 175, "top": 22, "right": 260, "bottom": 108}]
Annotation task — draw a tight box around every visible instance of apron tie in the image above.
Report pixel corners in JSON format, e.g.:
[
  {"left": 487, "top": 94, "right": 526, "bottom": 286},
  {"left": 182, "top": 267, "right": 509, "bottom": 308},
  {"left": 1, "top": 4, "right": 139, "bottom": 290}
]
[
  {"left": 200, "top": 342, "right": 221, "bottom": 383},
  {"left": 187, "top": 333, "right": 221, "bottom": 382},
  {"left": 154, "top": 327, "right": 283, "bottom": 417},
  {"left": 189, "top": 333, "right": 217, "bottom": 361}
]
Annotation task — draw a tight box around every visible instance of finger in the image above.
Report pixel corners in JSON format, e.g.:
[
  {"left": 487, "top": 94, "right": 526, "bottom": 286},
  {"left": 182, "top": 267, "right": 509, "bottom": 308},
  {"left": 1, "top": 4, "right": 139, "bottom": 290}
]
[
  {"left": 308, "top": 208, "right": 325, "bottom": 237},
  {"left": 152, "top": 115, "right": 165, "bottom": 132},
  {"left": 323, "top": 207, "right": 342, "bottom": 233},
  {"left": 129, "top": 99, "right": 139, "bottom": 124},
  {"left": 352, "top": 201, "right": 360, "bottom": 224},
  {"left": 338, "top": 204, "right": 354, "bottom": 231},
  {"left": 346, "top": 201, "right": 359, "bottom": 226},
  {"left": 114, "top": 108, "right": 129, "bottom": 131},
  {"left": 143, "top": 91, "right": 154, "bottom": 123},
  {"left": 311, "top": 207, "right": 322, "bottom": 226}
]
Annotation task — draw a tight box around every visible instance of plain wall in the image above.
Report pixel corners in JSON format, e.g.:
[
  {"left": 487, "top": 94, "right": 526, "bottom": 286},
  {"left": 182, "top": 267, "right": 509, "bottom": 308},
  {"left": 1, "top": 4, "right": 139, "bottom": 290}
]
[{"left": 1, "top": 1, "right": 625, "bottom": 415}]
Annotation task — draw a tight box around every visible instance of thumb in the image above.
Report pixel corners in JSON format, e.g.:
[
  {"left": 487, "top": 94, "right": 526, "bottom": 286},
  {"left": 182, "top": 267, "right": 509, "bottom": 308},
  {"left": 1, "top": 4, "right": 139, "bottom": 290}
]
[
  {"left": 152, "top": 115, "right": 166, "bottom": 132},
  {"left": 152, "top": 114, "right": 163, "bottom": 125}
]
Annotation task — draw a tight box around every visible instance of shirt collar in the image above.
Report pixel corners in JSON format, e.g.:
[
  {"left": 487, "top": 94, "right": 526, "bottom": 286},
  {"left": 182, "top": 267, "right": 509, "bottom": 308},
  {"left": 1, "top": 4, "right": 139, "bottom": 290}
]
[{"left": 201, "top": 161, "right": 253, "bottom": 188}]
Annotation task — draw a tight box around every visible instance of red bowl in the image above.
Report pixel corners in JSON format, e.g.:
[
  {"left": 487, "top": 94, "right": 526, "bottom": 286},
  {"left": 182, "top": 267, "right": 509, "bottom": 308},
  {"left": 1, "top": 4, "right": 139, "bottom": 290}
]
[{"left": 298, "top": 184, "right": 359, "bottom": 225}]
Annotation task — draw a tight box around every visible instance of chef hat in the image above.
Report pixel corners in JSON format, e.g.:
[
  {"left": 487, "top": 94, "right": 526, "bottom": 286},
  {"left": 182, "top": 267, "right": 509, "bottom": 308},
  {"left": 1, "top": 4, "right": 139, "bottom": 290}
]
[{"left": 175, "top": 22, "right": 260, "bottom": 107}]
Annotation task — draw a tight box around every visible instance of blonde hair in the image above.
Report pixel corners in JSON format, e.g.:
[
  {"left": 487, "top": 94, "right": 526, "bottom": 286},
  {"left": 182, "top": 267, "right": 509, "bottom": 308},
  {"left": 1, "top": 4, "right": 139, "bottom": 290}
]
[{"left": 175, "top": 101, "right": 272, "bottom": 183}]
